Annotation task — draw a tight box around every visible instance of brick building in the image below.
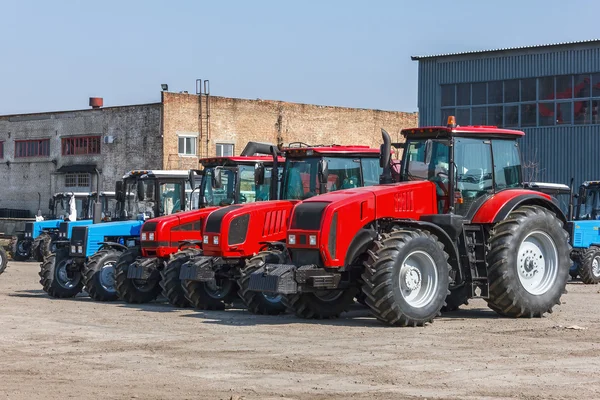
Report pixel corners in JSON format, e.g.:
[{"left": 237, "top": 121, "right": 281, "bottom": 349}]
[{"left": 0, "top": 92, "right": 417, "bottom": 216}]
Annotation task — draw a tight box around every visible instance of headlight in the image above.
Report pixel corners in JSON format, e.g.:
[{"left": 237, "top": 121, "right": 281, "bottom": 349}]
[
  {"left": 71, "top": 245, "right": 76, "bottom": 253},
  {"left": 288, "top": 234, "right": 296, "bottom": 245},
  {"left": 141, "top": 232, "right": 147, "bottom": 241},
  {"left": 203, "top": 235, "right": 209, "bottom": 244},
  {"left": 78, "top": 246, "right": 83, "bottom": 254},
  {"left": 148, "top": 232, "right": 155, "bottom": 241},
  {"left": 213, "top": 236, "right": 219, "bottom": 245},
  {"left": 309, "top": 235, "right": 317, "bottom": 246}
]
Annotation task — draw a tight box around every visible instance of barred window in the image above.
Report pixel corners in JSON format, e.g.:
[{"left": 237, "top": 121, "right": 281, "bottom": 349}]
[
  {"left": 65, "top": 173, "right": 90, "bottom": 187},
  {"left": 62, "top": 136, "right": 101, "bottom": 156},
  {"left": 15, "top": 139, "right": 50, "bottom": 158}
]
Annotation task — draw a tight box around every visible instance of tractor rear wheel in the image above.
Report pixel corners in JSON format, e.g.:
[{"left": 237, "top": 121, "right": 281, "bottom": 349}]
[
  {"left": 0, "top": 247, "right": 8, "bottom": 275},
  {"left": 82, "top": 248, "right": 122, "bottom": 301},
  {"left": 578, "top": 246, "right": 600, "bottom": 284},
  {"left": 161, "top": 249, "right": 201, "bottom": 307},
  {"left": 115, "top": 247, "right": 163, "bottom": 303},
  {"left": 11, "top": 237, "right": 31, "bottom": 261},
  {"left": 238, "top": 250, "right": 288, "bottom": 315},
  {"left": 486, "top": 205, "right": 570, "bottom": 317},
  {"left": 286, "top": 288, "right": 358, "bottom": 319},
  {"left": 361, "top": 228, "right": 450, "bottom": 326},
  {"left": 31, "top": 235, "right": 45, "bottom": 262},
  {"left": 39, "top": 247, "right": 83, "bottom": 298}
]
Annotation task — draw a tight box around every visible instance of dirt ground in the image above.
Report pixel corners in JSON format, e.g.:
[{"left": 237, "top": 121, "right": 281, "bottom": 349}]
[{"left": 1, "top": 261, "right": 600, "bottom": 400}]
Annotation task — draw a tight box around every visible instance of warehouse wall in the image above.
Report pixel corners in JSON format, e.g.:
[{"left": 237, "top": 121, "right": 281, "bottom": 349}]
[
  {"left": 0, "top": 104, "right": 162, "bottom": 215},
  {"left": 162, "top": 92, "right": 417, "bottom": 169}
]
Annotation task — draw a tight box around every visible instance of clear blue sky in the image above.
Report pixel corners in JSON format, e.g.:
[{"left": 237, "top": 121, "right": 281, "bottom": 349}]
[{"left": 2, "top": 0, "right": 599, "bottom": 115}]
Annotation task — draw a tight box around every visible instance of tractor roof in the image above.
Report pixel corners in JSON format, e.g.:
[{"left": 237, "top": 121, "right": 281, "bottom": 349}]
[
  {"left": 199, "top": 155, "right": 284, "bottom": 167},
  {"left": 53, "top": 192, "right": 90, "bottom": 198},
  {"left": 89, "top": 191, "right": 116, "bottom": 197},
  {"left": 582, "top": 181, "right": 600, "bottom": 188},
  {"left": 282, "top": 146, "right": 379, "bottom": 157},
  {"left": 122, "top": 170, "right": 190, "bottom": 180},
  {"left": 402, "top": 125, "right": 525, "bottom": 138}
]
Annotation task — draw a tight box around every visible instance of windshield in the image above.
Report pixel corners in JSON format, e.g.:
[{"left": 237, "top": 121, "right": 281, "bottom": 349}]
[
  {"left": 282, "top": 157, "right": 363, "bottom": 200},
  {"left": 123, "top": 179, "right": 184, "bottom": 219},
  {"left": 579, "top": 188, "right": 600, "bottom": 220},
  {"left": 53, "top": 196, "right": 85, "bottom": 220},
  {"left": 87, "top": 196, "right": 119, "bottom": 220},
  {"left": 403, "top": 139, "right": 451, "bottom": 181},
  {"left": 202, "top": 167, "right": 236, "bottom": 206}
]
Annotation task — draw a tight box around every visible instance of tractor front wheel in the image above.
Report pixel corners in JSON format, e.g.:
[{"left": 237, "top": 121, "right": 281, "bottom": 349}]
[
  {"left": 82, "top": 249, "right": 122, "bottom": 301},
  {"left": 238, "top": 250, "right": 288, "bottom": 315},
  {"left": 11, "top": 237, "right": 31, "bottom": 261},
  {"left": 361, "top": 228, "right": 450, "bottom": 327},
  {"left": 286, "top": 289, "right": 358, "bottom": 319},
  {"left": 578, "top": 246, "right": 600, "bottom": 284},
  {"left": 39, "top": 247, "right": 83, "bottom": 298},
  {"left": 486, "top": 205, "right": 570, "bottom": 317},
  {"left": 115, "top": 247, "right": 163, "bottom": 303},
  {"left": 0, "top": 247, "right": 8, "bottom": 275},
  {"left": 161, "top": 249, "right": 202, "bottom": 307}
]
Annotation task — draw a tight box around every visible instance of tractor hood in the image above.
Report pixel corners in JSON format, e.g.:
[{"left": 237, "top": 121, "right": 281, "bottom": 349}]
[
  {"left": 70, "top": 220, "right": 143, "bottom": 258},
  {"left": 202, "top": 200, "right": 300, "bottom": 257}
]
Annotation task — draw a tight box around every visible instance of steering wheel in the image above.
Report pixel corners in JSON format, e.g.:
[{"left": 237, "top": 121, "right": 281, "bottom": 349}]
[{"left": 239, "top": 194, "right": 247, "bottom": 203}]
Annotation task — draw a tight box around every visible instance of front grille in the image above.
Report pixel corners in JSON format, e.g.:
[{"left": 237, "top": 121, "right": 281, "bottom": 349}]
[
  {"left": 59, "top": 222, "right": 69, "bottom": 238},
  {"left": 228, "top": 214, "right": 250, "bottom": 245},
  {"left": 71, "top": 226, "right": 87, "bottom": 243},
  {"left": 142, "top": 222, "right": 158, "bottom": 232},
  {"left": 205, "top": 205, "right": 242, "bottom": 233},
  {"left": 291, "top": 202, "right": 328, "bottom": 230},
  {"left": 291, "top": 249, "right": 321, "bottom": 267}
]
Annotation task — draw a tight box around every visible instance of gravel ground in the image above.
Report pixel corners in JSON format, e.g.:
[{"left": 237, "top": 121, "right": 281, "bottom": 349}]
[{"left": 1, "top": 261, "right": 600, "bottom": 400}]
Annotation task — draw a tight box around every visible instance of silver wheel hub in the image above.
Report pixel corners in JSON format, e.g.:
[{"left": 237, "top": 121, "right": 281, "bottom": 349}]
[
  {"left": 56, "top": 260, "right": 79, "bottom": 289},
  {"left": 593, "top": 257, "right": 600, "bottom": 278},
  {"left": 517, "top": 230, "right": 558, "bottom": 295},
  {"left": 100, "top": 262, "right": 116, "bottom": 292},
  {"left": 206, "top": 279, "right": 231, "bottom": 299},
  {"left": 399, "top": 250, "right": 438, "bottom": 308}
]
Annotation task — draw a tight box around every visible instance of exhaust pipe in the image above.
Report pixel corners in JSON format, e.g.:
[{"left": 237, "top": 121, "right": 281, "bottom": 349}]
[
  {"left": 241, "top": 141, "right": 278, "bottom": 156},
  {"left": 379, "top": 129, "right": 393, "bottom": 184}
]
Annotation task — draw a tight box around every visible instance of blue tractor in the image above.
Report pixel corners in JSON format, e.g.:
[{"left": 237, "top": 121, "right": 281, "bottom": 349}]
[
  {"left": 12, "top": 192, "right": 102, "bottom": 262},
  {"left": 39, "top": 170, "right": 196, "bottom": 300}
]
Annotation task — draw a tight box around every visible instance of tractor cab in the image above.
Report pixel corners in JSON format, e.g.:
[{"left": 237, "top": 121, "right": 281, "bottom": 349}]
[
  {"left": 400, "top": 117, "right": 524, "bottom": 215},
  {"left": 575, "top": 181, "right": 600, "bottom": 221},
  {"left": 569, "top": 181, "right": 600, "bottom": 284},
  {"left": 48, "top": 192, "right": 90, "bottom": 220},
  {"left": 198, "top": 155, "right": 283, "bottom": 207},
  {"left": 84, "top": 192, "right": 120, "bottom": 221}
]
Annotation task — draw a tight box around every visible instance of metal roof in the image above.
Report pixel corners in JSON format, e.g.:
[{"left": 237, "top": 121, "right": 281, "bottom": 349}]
[{"left": 411, "top": 39, "right": 600, "bottom": 60}]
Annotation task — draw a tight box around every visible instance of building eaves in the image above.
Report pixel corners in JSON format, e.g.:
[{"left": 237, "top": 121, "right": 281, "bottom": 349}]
[{"left": 411, "top": 39, "right": 600, "bottom": 61}]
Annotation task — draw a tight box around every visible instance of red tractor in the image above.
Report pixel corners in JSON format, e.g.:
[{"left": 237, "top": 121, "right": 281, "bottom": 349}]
[
  {"left": 247, "top": 119, "right": 571, "bottom": 326},
  {"left": 114, "top": 144, "right": 282, "bottom": 307},
  {"left": 177, "top": 144, "right": 383, "bottom": 313}
]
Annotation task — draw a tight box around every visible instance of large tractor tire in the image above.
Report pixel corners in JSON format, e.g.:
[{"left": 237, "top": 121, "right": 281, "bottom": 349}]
[
  {"left": 361, "top": 228, "right": 450, "bottom": 327},
  {"left": 441, "top": 284, "right": 470, "bottom": 312},
  {"left": 11, "top": 237, "right": 31, "bottom": 261},
  {"left": 39, "top": 247, "right": 83, "bottom": 298},
  {"left": 0, "top": 247, "right": 8, "bottom": 275},
  {"left": 32, "top": 232, "right": 56, "bottom": 262},
  {"left": 161, "top": 249, "right": 202, "bottom": 308},
  {"left": 115, "top": 247, "right": 163, "bottom": 303},
  {"left": 82, "top": 248, "right": 122, "bottom": 302},
  {"left": 181, "top": 251, "right": 237, "bottom": 310},
  {"left": 577, "top": 247, "right": 600, "bottom": 284},
  {"left": 238, "top": 250, "right": 288, "bottom": 315},
  {"left": 286, "top": 288, "right": 358, "bottom": 320},
  {"left": 486, "top": 205, "right": 570, "bottom": 318}
]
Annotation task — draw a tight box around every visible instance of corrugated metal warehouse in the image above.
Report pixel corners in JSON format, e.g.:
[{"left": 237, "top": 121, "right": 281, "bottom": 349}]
[{"left": 412, "top": 39, "right": 600, "bottom": 187}]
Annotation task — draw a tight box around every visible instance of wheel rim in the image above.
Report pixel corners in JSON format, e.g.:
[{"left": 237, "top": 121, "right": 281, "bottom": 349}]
[
  {"left": 399, "top": 250, "right": 438, "bottom": 308},
  {"left": 593, "top": 256, "right": 600, "bottom": 278},
  {"left": 517, "top": 230, "right": 558, "bottom": 295},
  {"left": 99, "top": 261, "right": 116, "bottom": 293},
  {"left": 18, "top": 240, "right": 29, "bottom": 255},
  {"left": 205, "top": 279, "right": 232, "bottom": 299},
  {"left": 262, "top": 293, "right": 282, "bottom": 303},
  {"left": 56, "top": 259, "right": 80, "bottom": 289}
]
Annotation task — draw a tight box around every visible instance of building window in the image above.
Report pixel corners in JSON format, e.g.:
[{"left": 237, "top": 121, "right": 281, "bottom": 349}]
[
  {"left": 62, "top": 136, "right": 101, "bottom": 156},
  {"left": 178, "top": 135, "right": 197, "bottom": 156},
  {"left": 216, "top": 143, "right": 234, "bottom": 157},
  {"left": 440, "top": 73, "right": 600, "bottom": 127},
  {"left": 65, "top": 173, "right": 90, "bottom": 187},
  {"left": 15, "top": 139, "right": 50, "bottom": 158},
  {"left": 0, "top": 141, "right": 3, "bottom": 159}
]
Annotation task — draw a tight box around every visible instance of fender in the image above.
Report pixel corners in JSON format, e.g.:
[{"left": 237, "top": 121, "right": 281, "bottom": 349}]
[
  {"left": 98, "top": 241, "right": 129, "bottom": 252},
  {"left": 471, "top": 190, "right": 567, "bottom": 225},
  {"left": 344, "top": 228, "right": 377, "bottom": 266}
]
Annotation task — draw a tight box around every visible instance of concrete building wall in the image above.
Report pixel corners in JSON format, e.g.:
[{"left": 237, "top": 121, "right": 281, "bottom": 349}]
[
  {"left": 162, "top": 92, "right": 417, "bottom": 169},
  {"left": 0, "top": 104, "right": 162, "bottom": 215}
]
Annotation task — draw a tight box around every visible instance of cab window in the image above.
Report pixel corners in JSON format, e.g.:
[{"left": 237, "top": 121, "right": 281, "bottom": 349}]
[
  {"left": 361, "top": 158, "right": 382, "bottom": 186},
  {"left": 492, "top": 140, "right": 522, "bottom": 189},
  {"left": 159, "top": 182, "right": 183, "bottom": 215}
]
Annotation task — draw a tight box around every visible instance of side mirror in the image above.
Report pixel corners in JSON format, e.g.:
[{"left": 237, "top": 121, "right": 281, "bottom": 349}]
[
  {"left": 254, "top": 162, "right": 265, "bottom": 186},
  {"left": 188, "top": 169, "right": 203, "bottom": 190},
  {"left": 115, "top": 181, "right": 124, "bottom": 202},
  {"left": 212, "top": 167, "right": 223, "bottom": 189},
  {"left": 137, "top": 180, "right": 145, "bottom": 201},
  {"left": 318, "top": 159, "right": 329, "bottom": 184}
]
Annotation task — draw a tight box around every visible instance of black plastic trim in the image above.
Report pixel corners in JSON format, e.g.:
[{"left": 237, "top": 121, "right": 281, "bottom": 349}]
[{"left": 205, "top": 205, "right": 242, "bottom": 233}]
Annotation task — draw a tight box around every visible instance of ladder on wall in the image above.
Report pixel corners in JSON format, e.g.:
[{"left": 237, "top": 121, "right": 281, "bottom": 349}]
[{"left": 196, "top": 79, "right": 211, "bottom": 158}]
